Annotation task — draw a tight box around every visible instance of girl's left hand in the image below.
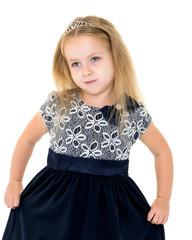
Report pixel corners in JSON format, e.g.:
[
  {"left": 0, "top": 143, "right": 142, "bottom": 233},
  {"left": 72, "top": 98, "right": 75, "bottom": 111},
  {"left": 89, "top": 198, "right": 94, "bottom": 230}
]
[{"left": 147, "top": 197, "right": 170, "bottom": 225}]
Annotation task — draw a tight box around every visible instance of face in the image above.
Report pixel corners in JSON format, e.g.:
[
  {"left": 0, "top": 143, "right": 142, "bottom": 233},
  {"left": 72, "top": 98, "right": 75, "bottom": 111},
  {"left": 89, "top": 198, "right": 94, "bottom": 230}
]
[{"left": 64, "top": 35, "right": 115, "bottom": 101}]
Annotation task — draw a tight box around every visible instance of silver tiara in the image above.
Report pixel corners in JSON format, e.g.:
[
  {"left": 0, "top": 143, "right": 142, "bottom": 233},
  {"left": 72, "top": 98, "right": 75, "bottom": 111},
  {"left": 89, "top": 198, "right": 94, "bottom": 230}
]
[{"left": 62, "top": 21, "right": 95, "bottom": 39}]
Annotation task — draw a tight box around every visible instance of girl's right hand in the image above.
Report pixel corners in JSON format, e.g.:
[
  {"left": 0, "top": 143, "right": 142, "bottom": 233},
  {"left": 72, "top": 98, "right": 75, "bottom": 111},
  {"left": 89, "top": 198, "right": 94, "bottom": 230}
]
[{"left": 4, "top": 179, "right": 23, "bottom": 209}]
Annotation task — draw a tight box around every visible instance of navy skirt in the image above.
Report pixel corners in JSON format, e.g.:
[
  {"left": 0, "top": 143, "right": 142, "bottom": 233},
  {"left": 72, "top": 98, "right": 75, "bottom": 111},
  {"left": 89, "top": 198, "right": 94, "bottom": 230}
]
[{"left": 2, "top": 149, "right": 165, "bottom": 240}]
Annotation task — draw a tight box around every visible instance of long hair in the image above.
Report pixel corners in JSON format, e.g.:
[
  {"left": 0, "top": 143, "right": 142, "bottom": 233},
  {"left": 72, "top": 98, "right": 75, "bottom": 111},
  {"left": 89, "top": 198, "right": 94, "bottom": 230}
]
[{"left": 52, "top": 15, "right": 144, "bottom": 132}]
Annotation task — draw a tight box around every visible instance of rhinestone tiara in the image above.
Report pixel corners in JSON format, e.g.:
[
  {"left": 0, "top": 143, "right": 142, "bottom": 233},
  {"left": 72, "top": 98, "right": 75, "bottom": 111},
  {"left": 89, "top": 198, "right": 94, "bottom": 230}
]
[{"left": 62, "top": 21, "right": 95, "bottom": 39}]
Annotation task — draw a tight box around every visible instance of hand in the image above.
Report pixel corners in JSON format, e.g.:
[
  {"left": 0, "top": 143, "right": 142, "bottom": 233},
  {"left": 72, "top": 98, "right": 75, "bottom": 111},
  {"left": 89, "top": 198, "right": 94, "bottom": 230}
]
[
  {"left": 4, "top": 179, "right": 23, "bottom": 209},
  {"left": 147, "top": 196, "right": 170, "bottom": 225}
]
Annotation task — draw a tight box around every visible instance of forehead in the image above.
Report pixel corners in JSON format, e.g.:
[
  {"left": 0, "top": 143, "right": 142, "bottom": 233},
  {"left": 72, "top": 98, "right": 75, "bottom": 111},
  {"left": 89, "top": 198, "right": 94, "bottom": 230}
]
[{"left": 64, "top": 35, "right": 110, "bottom": 60}]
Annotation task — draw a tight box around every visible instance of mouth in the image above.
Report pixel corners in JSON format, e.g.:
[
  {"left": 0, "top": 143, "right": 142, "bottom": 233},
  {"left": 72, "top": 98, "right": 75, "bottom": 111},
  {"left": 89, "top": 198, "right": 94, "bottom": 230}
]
[{"left": 85, "top": 79, "right": 97, "bottom": 84}]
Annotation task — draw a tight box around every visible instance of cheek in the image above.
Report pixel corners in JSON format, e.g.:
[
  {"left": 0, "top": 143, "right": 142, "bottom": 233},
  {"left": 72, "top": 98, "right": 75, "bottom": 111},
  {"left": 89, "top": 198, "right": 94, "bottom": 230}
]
[
  {"left": 70, "top": 70, "right": 80, "bottom": 82},
  {"left": 103, "top": 63, "right": 115, "bottom": 79},
  {"left": 108, "top": 61, "right": 115, "bottom": 78},
  {"left": 68, "top": 68, "right": 75, "bottom": 77}
]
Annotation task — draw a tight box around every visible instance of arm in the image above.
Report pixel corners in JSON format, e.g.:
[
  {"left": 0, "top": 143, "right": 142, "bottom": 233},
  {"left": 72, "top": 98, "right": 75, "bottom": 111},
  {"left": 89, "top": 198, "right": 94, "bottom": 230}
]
[
  {"left": 139, "top": 121, "right": 174, "bottom": 225},
  {"left": 4, "top": 112, "right": 48, "bottom": 209}
]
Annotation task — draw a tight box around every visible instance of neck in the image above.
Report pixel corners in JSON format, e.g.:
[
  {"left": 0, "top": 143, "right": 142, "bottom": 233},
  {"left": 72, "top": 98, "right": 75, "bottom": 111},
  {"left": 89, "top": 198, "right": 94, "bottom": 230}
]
[{"left": 78, "top": 90, "right": 116, "bottom": 108}]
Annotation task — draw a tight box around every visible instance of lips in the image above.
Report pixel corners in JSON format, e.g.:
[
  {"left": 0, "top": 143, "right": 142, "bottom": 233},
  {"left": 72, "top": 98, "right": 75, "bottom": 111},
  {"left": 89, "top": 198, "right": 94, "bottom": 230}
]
[{"left": 85, "top": 79, "right": 97, "bottom": 84}]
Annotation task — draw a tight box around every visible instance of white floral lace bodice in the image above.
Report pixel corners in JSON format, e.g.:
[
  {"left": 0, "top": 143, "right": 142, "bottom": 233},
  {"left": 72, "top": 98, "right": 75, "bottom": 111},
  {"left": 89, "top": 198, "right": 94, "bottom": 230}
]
[{"left": 40, "top": 91, "right": 152, "bottom": 161}]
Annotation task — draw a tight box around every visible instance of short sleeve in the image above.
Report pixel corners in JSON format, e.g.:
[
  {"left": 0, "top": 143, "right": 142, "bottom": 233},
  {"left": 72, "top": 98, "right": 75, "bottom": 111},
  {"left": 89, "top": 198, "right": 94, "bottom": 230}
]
[
  {"left": 39, "top": 91, "right": 60, "bottom": 132},
  {"left": 130, "top": 101, "right": 152, "bottom": 141}
]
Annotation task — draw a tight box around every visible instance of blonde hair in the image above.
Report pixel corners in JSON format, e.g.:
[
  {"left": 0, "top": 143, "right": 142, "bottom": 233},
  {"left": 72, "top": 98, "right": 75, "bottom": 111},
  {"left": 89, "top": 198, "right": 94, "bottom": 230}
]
[{"left": 52, "top": 15, "right": 144, "bottom": 132}]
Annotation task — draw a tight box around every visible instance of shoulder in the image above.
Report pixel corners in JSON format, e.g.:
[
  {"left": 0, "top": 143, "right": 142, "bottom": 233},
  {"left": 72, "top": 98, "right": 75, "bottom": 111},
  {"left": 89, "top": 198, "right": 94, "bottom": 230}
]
[
  {"left": 123, "top": 94, "right": 153, "bottom": 141},
  {"left": 124, "top": 94, "right": 151, "bottom": 114},
  {"left": 125, "top": 95, "right": 140, "bottom": 112},
  {"left": 40, "top": 90, "right": 67, "bottom": 109},
  {"left": 39, "top": 90, "right": 77, "bottom": 129},
  {"left": 46, "top": 91, "right": 60, "bottom": 103}
]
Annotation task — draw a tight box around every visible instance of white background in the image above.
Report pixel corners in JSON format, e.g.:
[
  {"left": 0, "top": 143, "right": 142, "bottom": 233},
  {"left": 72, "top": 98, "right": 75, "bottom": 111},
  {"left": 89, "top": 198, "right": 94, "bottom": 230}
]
[{"left": 0, "top": 0, "right": 191, "bottom": 238}]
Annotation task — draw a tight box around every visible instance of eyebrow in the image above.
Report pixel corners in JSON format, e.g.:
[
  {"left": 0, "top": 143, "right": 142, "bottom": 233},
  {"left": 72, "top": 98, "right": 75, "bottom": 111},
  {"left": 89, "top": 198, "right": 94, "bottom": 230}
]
[{"left": 68, "top": 52, "right": 104, "bottom": 62}]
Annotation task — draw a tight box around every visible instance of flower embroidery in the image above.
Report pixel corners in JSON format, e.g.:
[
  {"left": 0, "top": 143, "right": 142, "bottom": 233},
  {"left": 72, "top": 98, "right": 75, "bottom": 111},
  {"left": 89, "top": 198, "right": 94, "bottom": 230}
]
[
  {"left": 66, "top": 125, "right": 86, "bottom": 148},
  {"left": 121, "top": 120, "right": 132, "bottom": 136},
  {"left": 122, "top": 119, "right": 146, "bottom": 141},
  {"left": 53, "top": 138, "right": 67, "bottom": 154},
  {"left": 81, "top": 141, "right": 102, "bottom": 158},
  {"left": 58, "top": 107, "right": 70, "bottom": 130},
  {"left": 85, "top": 113, "right": 108, "bottom": 133},
  {"left": 69, "top": 99, "right": 91, "bottom": 118},
  {"left": 50, "top": 129, "right": 56, "bottom": 139},
  {"left": 138, "top": 103, "right": 151, "bottom": 122},
  {"left": 101, "top": 130, "right": 121, "bottom": 152},
  {"left": 41, "top": 103, "right": 57, "bottom": 123},
  {"left": 116, "top": 146, "right": 129, "bottom": 160}
]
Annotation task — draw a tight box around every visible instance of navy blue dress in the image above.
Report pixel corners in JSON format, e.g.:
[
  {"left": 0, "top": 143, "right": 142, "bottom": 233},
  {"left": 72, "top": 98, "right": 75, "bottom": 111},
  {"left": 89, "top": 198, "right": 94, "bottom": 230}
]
[{"left": 2, "top": 91, "right": 165, "bottom": 239}]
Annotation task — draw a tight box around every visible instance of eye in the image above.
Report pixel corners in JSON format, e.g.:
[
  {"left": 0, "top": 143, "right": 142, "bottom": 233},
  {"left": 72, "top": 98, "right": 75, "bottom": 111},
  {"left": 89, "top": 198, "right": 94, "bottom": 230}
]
[
  {"left": 71, "top": 62, "right": 80, "bottom": 67},
  {"left": 91, "top": 56, "right": 100, "bottom": 62}
]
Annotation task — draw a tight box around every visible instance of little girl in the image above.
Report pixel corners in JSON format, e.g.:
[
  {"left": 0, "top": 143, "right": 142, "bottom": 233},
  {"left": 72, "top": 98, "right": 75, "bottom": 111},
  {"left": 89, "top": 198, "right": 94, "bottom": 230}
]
[{"left": 2, "top": 16, "right": 173, "bottom": 239}]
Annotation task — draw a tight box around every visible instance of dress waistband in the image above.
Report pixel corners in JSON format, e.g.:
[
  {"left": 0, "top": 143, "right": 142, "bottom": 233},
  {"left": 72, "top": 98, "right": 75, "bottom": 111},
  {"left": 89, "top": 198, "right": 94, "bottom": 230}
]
[{"left": 47, "top": 148, "right": 129, "bottom": 177}]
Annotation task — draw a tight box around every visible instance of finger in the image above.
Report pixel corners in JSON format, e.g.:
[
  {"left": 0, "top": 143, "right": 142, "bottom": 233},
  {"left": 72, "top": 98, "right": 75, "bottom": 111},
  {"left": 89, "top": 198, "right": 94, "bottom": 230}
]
[
  {"left": 4, "top": 194, "right": 10, "bottom": 206},
  {"left": 147, "top": 209, "right": 156, "bottom": 222},
  {"left": 9, "top": 197, "right": 17, "bottom": 209},
  {"left": 8, "top": 198, "right": 14, "bottom": 209},
  {"left": 156, "top": 215, "right": 164, "bottom": 225},
  {"left": 14, "top": 195, "right": 20, "bottom": 208},
  {"left": 4, "top": 194, "right": 7, "bottom": 205},
  {"left": 6, "top": 198, "right": 11, "bottom": 208},
  {"left": 151, "top": 213, "right": 160, "bottom": 224},
  {"left": 161, "top": 215, "right": 168, "bottom": 224},
  {"left": 4, "top": 196, "right": 8, "bottom": 206}
]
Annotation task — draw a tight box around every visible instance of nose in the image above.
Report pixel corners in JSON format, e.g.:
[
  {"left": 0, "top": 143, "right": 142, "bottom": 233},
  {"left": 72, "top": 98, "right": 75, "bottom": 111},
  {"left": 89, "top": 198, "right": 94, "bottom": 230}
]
[{"left": 82, "top": 64, "right": 93, "bottom": 77}]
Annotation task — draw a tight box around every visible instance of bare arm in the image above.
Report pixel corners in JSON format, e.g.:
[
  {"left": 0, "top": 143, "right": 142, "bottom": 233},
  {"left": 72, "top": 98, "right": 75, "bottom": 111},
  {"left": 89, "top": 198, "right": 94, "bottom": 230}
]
[
  {"left": 4, "top": 112, "right": 48, "bottom": 209},
  {"left": 139, "top": 121, "right": 174, "bottom": 224}
]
